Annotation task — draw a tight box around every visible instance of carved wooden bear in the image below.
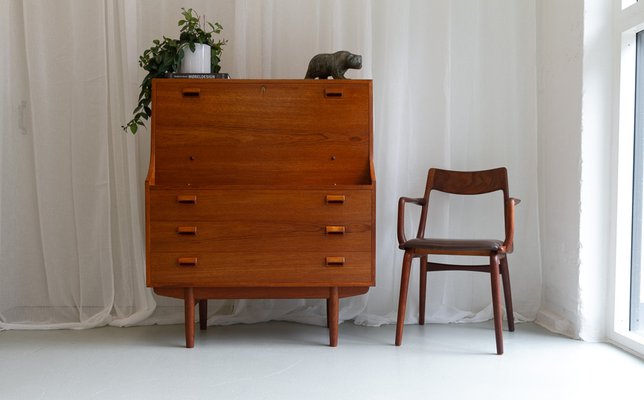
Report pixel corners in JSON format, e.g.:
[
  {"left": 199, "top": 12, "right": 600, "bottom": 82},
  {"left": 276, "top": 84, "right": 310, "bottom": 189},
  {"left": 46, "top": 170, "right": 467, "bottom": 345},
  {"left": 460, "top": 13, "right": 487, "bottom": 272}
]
[{"left": 305, "top": 51, "right": 362, "bottom": 79}]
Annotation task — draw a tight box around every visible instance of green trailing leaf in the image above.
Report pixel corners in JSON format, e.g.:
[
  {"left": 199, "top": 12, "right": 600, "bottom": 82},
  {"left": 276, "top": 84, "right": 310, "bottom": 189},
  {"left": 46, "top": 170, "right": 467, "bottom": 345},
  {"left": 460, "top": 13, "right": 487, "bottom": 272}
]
[{"left": 122, "top": 8, "right": 227, "bottom": 133}]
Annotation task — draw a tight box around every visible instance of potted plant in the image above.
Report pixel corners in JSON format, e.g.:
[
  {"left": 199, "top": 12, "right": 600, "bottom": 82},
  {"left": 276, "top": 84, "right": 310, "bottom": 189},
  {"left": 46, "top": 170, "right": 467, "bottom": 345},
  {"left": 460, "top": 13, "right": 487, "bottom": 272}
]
[{"left": 122, "top": 8, "right": 226, "bottom": 134}]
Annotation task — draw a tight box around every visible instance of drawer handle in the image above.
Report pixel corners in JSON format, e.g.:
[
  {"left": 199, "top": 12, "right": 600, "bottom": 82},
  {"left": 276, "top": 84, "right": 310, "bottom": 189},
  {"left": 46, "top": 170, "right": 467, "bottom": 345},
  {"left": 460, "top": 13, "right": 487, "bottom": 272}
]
[
  {"left": 325, "top": 226, "right": 346, "bottom": 234},
  {"left": 178, "top": 257, "right": 198, "bottom": 267},
  {"left": 182, "top": 88, "right": 201, "bottom": 97},
  {"left": 325, "top": 257, "right": 345, "bottom": 266},
  {"left": 177, "top": 226, "right": 198, "bottom": 235},
  {"left": 326, "top": 195, "right": 346, "bottom": 204},
  {"left": 177, "top": 195, "right": 197, "bottom": 204},
  {"left": 325, "top": 89, "right": 343, "bottom": 98}
]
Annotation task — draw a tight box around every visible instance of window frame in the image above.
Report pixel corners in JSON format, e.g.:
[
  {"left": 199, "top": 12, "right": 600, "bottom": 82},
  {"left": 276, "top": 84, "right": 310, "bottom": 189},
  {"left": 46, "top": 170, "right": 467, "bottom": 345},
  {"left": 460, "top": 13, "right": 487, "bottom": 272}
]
[{"left": 610, "top": 0, "right": 644, "bottom": 356}]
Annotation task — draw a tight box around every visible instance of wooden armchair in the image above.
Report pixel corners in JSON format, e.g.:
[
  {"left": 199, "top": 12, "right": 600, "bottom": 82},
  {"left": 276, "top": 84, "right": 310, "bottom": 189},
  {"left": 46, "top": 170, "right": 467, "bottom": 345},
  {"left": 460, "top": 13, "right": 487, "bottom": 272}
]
[{"left": 395, "top": 167, "right": 520, "bottom": 354}]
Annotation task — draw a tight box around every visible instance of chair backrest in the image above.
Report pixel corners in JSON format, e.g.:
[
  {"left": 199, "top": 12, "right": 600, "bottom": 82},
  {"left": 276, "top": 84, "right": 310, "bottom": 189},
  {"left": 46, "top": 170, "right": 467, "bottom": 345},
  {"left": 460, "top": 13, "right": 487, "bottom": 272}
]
[
  {"left": 416, "top": 167, "right": 512, "bottom": 246},
  {"left": 426, "top": 168, "right": 509, "bottom": 196}
]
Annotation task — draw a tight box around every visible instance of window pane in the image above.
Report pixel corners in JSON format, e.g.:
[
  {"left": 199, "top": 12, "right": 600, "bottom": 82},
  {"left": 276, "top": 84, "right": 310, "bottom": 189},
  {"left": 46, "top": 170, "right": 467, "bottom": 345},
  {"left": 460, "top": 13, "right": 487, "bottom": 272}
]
[{"left": 631, "top": 30, "right": 644, "bottom": 335}]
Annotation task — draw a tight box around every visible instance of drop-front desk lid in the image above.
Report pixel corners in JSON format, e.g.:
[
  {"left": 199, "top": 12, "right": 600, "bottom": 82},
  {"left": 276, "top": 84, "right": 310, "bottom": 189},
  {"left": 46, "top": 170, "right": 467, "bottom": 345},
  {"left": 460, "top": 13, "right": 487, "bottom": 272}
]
[{"left": 148, "top": 79, "right": 374, "bottom": 188}]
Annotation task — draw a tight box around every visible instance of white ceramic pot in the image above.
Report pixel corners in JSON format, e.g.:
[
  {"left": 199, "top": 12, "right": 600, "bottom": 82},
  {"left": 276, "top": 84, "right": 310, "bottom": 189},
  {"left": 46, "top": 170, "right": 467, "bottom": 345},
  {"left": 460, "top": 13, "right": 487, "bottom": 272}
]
[{"left": 179, "top": 43, "right": 211, "bottom": 73}]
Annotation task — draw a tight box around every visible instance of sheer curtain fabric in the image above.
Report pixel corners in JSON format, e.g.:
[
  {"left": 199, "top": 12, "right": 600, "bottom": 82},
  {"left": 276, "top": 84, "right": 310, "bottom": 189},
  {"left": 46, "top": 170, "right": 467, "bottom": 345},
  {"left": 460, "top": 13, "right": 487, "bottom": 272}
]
[{"left": 0, "top": 0, "right": 541, "bottom": 330}]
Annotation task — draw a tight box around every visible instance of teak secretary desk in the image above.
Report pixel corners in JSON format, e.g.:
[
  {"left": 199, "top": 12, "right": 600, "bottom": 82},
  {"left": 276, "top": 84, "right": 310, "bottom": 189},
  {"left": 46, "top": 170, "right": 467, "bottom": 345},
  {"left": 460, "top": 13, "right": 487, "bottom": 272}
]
[{"left": 145, "top": 79, "right": 376, "bottom": 347}]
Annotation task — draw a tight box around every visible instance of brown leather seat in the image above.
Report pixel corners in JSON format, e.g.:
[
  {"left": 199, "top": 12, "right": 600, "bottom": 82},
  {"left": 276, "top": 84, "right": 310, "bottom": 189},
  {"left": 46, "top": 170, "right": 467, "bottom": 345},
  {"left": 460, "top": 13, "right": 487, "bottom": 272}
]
[
  {"left": 401, "top": 238, "right": 504, "bottom": 252},
  {"left": 395, "top": 167, "right": 520, "bottom": 354}
]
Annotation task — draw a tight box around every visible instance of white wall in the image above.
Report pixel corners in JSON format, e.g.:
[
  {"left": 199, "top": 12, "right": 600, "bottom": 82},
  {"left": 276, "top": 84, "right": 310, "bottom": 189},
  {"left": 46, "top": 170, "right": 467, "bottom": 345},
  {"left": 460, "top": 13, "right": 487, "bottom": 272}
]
[
  {"left": 536, "top": 0, "right": 584, "bottom": 338},
  {"left": 578, "top": 0, "right": 613, "bottom": 341},
  {"left": 536, "top": 0, "right": 614, "bottom": 340}
]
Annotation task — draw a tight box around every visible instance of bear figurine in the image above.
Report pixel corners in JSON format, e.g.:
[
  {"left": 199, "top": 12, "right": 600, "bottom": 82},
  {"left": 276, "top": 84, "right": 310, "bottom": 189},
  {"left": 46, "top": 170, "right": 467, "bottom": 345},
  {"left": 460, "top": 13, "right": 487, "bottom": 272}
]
[{"left": 304, "top": 51, "right": 362, "bottom": 79}]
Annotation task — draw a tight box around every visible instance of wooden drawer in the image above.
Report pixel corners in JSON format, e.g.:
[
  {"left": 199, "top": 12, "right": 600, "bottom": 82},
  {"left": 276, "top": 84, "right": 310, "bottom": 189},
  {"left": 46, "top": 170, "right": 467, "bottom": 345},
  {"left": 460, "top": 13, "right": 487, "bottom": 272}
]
[
  {"left": 148, "top": 251, "right": 373, "bottom": 287},
  {"left": 150, "top": 220, "right": 371, "bottom": 253},
  {"left": 149, "top": 189, "right": 373, "bottom": 222}
]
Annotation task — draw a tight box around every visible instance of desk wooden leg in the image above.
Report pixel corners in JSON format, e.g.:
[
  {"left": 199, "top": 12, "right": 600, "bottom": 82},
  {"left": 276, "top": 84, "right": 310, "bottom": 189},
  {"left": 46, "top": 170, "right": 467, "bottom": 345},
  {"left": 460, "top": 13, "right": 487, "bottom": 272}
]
[
  {"left": 328, "top": 287, "right": 339, "bottom": 347},
  {"left": 199, "top": 299, "right": 208, "bottom": 330},
  {"left": 184, "top": 288, "right": 195, "bottom": 348},
  {"left": 326, "top": 298, "right": 331, "bottom": 328}
]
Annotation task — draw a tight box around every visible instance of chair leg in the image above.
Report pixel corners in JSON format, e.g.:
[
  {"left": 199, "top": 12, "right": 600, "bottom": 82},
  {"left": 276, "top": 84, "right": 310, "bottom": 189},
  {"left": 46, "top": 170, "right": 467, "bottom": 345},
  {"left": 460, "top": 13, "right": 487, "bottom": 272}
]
[
  {"left": 500, "top": 256, "right": 515, "bottom": 332},
  {"left": 419, "top": 256, "right": 427, "bottom": 325},
  {"left": 490, "top": 254, "right": 503, "bottom": 355},
  {"left": 395, "top": 252, "right": 413, "bottom": 346}
]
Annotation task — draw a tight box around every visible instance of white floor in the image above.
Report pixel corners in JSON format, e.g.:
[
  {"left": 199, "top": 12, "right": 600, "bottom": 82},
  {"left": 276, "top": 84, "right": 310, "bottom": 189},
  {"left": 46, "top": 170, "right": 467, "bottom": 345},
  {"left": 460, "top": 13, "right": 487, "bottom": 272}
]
[{"left": 1, "top": 321, "right": 642, "bottom": 400}]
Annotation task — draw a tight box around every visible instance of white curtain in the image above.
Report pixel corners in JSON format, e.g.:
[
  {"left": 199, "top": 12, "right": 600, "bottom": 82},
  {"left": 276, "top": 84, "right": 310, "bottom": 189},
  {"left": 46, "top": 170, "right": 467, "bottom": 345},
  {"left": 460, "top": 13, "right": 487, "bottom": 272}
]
[{"left": 0, "top": 0, "right": 541, "bottom": 330}]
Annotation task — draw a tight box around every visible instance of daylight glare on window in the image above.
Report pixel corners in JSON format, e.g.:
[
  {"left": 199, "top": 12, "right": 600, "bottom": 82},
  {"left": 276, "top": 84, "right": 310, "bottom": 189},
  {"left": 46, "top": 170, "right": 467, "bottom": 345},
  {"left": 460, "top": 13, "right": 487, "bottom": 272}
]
[{"left": 624, "top": 0, "right": 638, "bottom": 10}]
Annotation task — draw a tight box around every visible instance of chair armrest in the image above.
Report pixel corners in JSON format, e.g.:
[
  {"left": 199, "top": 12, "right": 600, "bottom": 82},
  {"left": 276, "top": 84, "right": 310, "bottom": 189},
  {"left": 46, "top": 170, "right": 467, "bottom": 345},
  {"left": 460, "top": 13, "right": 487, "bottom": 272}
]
[
  {"left": 503, "top": 197, "right": 520, "bottom": 252},
  {"left": 397, "top": 197, "right": 425, "bottom": 246}
]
